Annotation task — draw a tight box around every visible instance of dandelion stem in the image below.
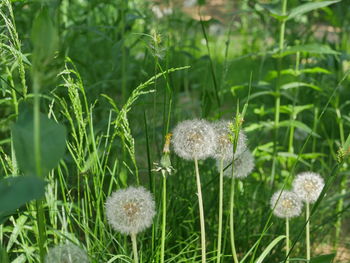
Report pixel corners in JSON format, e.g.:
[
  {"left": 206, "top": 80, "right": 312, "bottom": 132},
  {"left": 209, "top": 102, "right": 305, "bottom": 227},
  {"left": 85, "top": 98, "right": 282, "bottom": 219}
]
[
  {"left": 194, "top": 158, "right": 206, "bottom": 263},
  {"left": 229, "top": 174, "right": 239, "bottom": 263},
  {"left": 131, "top": 233, "right": 139, "bottom": 263},
  {"left": 286, "top": 217, "right": 290, "bottom": 262},
  {"left": 216, "top": 158, "right": 224, "bottom": 263},
  {"left": 160, "top": 171, "right": 167, "bottom": 263},
  {"left": 306, "top": 202, "right": 310, "bottom": 261}
]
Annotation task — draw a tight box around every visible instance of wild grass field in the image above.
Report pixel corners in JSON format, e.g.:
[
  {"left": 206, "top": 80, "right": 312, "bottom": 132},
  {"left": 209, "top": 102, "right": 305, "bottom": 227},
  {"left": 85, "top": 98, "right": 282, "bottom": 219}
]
[{"left": 1, "top": 0, "right": 350, "bottom": 262}]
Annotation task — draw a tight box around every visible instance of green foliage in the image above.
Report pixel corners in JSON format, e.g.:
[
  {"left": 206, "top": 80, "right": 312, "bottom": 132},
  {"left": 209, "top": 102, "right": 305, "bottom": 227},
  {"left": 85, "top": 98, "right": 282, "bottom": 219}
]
[
  {"left": 310, "top": 253, "right": 336, "bottom": 263},
  {"left": 0, "top": 176, "right": 46, "bottom": 223},
  {"left": 0, "top": 0, "right": 350, "bottom": 262},
  {"left": 11, "top": 104, "right": 66, "bottom": 177}
]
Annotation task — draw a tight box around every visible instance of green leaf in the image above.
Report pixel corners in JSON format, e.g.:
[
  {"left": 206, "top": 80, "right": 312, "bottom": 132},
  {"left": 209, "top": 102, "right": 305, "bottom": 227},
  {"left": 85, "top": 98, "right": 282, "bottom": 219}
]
[
  {"left": 281, "top": 82, "right": 321, "bottom": 91},
  {"left": 11, "top": 104, "right": 66, "bottom": 176},
  {"left": 256, "top": 3, "right": 288, "bottom": 21},
  {"left": 278, "top": 120, "right": 320, "bottom": 137},
  {"left": 281, "top": 44, "right": 340, "bottom": 57},
  {"left": 301, "top": 67, "right": 331, "bottom": 74},
  {"left": 310, "top": 253, "right": 336, "bottom": 263},
  {"left": 0, "top": 176, "right": 46, "bottom": 223},
  {"left": 287, "top": 1, "right": 341, "bottom": 21},
  {"left": 31, "top": 8, "right": 58, "bottom": 68},
  {"left": 0, "top": 245, "right": 9, "bottom": 263},
  {"left": 255, "top": 235, "right": 286, "bottom": 263}
]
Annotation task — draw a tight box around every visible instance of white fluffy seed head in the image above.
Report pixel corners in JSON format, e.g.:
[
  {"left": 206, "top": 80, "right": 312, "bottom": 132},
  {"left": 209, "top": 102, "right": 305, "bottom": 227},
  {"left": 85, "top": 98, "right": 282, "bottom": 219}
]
[
  {"left": 212, "top": 120, "right": 247, "bottom": 161},
  {"left": 44, "top": 244, "right": 89, "bottom": 263},
  {"left": 217, "top": 150, "right": 254, "bottom": 179},
  {"left": 270, "top": 190, "right": 303, "bottom": 219},
  {"left": 172, "top": 119, "right": 216, "bottom": 160},
  {"left": 105, "top": 186, "right": 156, "bottom": 235},
  {"left": 292, "top": 172, "right": 325, "bottom": 203}
]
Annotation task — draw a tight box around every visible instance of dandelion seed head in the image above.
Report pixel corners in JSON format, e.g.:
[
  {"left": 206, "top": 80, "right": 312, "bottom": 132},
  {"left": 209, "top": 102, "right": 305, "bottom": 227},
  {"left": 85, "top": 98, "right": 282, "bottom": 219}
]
[
  {"left": 45, "top": 243, "right": 89, "bottom": 263},
  {"left": 212, "top": 120, "right": 247, "bottom": 161},
  {"left": 270, "top": 190, "right": 303, "bottom": 219},
  {"left": 172, "top": 119, "right": 216, "bottom": 160},
  {"left": 105, "top": 186, "right": 156, "bottom": 235},
  {"left": 217, "top": 150, "right": 254, "bottom": 179},
  {"left": 293, "top": 172, "right": 324, "bottom": 203}
]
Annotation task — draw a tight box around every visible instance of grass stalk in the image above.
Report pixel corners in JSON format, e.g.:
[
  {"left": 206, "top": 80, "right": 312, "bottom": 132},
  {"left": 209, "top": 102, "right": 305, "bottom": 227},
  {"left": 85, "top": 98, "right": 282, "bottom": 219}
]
[
  {"left": 194, "top": 158, "right": 206, "bottom": 263},
  {"left": 216, "top": 158, "right": 224, "bottom": 263},
  {"left": 272, "top": 0, "right": 288, "bottom": 184},
  {"left": 306, "top": 202, "right": 310, "bottom": 261},
  {"left": 160, "top": 170, "right": 167, "bottom": 263},
  {"left": 131, "top": 233, "right": 139, "bottom": 263},
  {"left": 229, "top": 174, "right": 239, "bottom": 263}
]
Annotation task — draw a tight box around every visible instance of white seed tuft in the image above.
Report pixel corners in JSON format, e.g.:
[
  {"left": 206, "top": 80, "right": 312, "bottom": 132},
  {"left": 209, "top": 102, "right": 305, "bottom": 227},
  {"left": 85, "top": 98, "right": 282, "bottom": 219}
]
[
  {"left": 217, "top": 150, "right": 254, "bottom": 179},
  {"left": 292, "top": 172, "right": 325, "bottom": 203},
  {"left": 105, "top": 186, "right": 156, "bottom": 235},
  {"left": 212, "top": 120, "right": 247, "bottom": 161},
  {"left": 270, "top": 190, "right": 303, "bottom": 219},
  {"left": 45, "top": 243, "right": 89, "bottom": 263},
  {"left": 172, "top": 119, "right": 216, "bottom": 160}
]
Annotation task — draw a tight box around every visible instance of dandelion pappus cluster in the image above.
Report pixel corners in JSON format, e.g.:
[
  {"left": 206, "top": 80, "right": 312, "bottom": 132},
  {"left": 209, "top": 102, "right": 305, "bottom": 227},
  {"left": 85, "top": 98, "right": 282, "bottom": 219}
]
[
  {"left": 45, "top": 244, "right": 89, "bottom": 263},
  {"left": 270, "top": 190, "right": 303, "bottom": 219},
  {"left": 217, "top": 150, "right": 254, "bottom": 179},
  {"left": 212, "top": 120, "right": 247, "bottom": 161},
  {"left": 172, "top": 119, "right": 217, "bottom": 160},
  {"left": 293, "top": 172, "right": 324, "bottom": 203},
  {"left": 105, "top": 186, "right": 156, "bottom": 235}
]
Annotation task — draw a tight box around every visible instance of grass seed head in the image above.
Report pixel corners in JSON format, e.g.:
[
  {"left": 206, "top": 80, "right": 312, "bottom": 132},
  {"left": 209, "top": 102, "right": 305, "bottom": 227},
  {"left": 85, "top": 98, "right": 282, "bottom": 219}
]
[
  {"left": 270, "top": 190, "right": 303, "bottom": 219},
  {"left": 212, "top": 120, "right": 247, "bottom": 161},
  {"left": 172, "top": 119, "right": 216, "bottom": 160},
  {"left": 45, "top": 243, "right": 89, "bottom": 263},
  {"left": 218, "top": 150, "right": 254, "bottom": 179},
  {"left": 105, "top": 186, "right": 156, "bottom": 235},
  {"left": 292, "top": 172, "right": 325, "bottom": 203}
]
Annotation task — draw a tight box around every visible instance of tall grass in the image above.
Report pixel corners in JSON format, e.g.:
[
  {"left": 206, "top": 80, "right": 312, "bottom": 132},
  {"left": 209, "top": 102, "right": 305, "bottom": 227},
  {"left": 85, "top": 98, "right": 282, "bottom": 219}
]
[{"left": 0, "top": 0, "right": 350, "bottom": 262}]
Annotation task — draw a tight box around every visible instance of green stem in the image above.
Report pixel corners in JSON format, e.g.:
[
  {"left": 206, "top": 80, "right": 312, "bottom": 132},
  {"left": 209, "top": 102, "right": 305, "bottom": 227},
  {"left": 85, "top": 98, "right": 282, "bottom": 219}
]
[
  {"left": 229, "top": 174, "right": 239, "bottom": 263},
  {"left": 216, "top": 158, "right": 224, "bottom": 263},
  {"left": 306, "top": 202, "right": 310, "bottom": 261},
  {"left": 160, "top": 171, "right": 167, "bottom": 263},
  {"left": 194, "top": 158, "right": 206, "bottom": 263},
  {"left": 286, "top": 217, "right": 290, "bottom": 262},
  {"left": 272, "top": 0, "right": 288, "bottom": 185},
  {"left": 33, "top": 74, "right": 46, "bottom": 263},
  {"left": 131, "top": 233, "right": 139, "bottom": 263}
]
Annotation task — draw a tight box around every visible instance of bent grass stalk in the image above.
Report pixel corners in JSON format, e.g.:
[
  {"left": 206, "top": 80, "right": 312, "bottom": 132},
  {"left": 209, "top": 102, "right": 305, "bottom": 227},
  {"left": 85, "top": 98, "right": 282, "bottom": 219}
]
[
  {"left": 194, "top": 158, "right": 206, "bottom": 263},
  {"left": 216, "top": 158, "right": 224, "bottom": 263}
]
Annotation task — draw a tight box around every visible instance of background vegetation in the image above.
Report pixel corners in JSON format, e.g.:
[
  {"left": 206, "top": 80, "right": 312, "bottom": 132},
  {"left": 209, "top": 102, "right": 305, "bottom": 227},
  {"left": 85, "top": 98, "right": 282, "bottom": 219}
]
[{"left": 0, "top": 0, "right": 350, "bottom": 262}]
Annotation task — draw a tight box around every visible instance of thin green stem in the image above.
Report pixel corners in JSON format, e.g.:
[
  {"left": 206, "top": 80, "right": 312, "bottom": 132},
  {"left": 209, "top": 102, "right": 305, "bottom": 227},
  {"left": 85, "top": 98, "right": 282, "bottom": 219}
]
[
  {"left": 229, "top": 174, "right": 239, "bottom": 263},
  {"left": 194, "top": 158, "right": 206, "bottom": 263},
  {"left": 286, "top": 217, "right": 290, "bottom": 262},
  {"left": 216, "top": 158, "right": 224, "bottom": 263},
  {"left": 33, "top": 74, "right": 46, "bottom": 263},
  {"left": 272, "top": 0, "right": 288, "bottom": 185},
  {"left": 131, "top": 233, "right": 139, "bottom": 263},
  {"left": 160, "top": 171, "right": 167, "bottom": 263},
  {"left": 306, "top": 202, "right": 310, "bottom": 261}
]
